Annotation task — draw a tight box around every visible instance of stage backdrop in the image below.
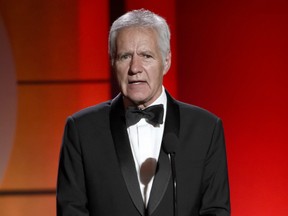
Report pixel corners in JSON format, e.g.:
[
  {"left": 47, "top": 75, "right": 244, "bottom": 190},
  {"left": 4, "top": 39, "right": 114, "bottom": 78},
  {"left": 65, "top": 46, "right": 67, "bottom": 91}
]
[
  {"left": 0, "top": 0, "right": 110, "bottom": 215},
  {"left": 0, "top": 0, "right": 287, "bottom": 215}
]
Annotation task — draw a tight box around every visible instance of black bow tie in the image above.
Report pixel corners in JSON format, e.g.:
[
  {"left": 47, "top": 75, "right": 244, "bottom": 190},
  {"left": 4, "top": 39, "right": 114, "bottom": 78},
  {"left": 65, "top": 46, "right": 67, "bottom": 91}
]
[{"left": 125, "top": 104, "right": 164, "bottom": 127}]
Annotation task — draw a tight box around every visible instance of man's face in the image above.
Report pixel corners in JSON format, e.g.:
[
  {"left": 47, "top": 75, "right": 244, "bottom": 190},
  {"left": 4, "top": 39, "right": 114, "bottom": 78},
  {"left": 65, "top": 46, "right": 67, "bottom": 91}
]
[{"left": 113, "top": 27, "right": 171, "bottom": 108}]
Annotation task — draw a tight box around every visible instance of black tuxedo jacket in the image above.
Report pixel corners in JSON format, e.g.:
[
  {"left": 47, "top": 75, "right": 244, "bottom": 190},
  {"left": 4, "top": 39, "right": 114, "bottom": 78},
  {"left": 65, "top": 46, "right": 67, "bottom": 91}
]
[{"left": 57, "top": 92, "right": 230, "bottom": 216}]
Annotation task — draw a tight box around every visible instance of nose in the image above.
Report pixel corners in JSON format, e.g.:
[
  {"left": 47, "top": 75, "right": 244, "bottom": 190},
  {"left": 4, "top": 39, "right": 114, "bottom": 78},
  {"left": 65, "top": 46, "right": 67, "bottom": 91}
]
[{"left": 129, "top": 55, "right": 142, "bottom": 74}]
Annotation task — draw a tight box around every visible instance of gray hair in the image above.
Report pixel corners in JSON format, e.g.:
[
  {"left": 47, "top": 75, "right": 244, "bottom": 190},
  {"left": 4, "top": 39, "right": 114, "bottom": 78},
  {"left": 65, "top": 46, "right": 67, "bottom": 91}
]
[{"left": 109, "top": 9, "right": 171, "bottom": 65}]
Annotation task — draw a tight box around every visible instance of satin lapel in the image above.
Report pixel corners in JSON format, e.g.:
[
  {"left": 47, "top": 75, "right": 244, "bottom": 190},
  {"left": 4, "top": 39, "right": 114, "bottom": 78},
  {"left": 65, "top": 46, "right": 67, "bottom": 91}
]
[
  {"left": 110, "top": 95, "right": 145, "bottom": 216},
  {"left": 147, "top": 91, "right": 180, "bottom": 215},
  {"left": 146, "top": 149, "right": 171, "bottom": 215}
]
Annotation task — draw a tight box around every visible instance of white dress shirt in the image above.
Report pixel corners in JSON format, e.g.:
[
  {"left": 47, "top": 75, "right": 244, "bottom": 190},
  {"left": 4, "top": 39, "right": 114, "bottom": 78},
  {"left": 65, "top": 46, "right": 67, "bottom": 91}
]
[{"left": 127, "top": 87, "right": 167, "bottom": 206}]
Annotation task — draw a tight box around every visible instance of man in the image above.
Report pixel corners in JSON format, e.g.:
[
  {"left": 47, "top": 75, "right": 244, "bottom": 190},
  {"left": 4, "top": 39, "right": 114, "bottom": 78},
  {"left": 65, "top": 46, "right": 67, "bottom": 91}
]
[{"left": 57, "top": 9, "right": 230, "bottom": 216}]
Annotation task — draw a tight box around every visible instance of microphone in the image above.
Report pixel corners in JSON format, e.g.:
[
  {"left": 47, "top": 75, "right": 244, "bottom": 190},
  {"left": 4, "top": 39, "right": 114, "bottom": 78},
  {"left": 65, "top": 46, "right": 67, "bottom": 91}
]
[{"left": 162, "top": 133, "right": 178, "bottom": 216}]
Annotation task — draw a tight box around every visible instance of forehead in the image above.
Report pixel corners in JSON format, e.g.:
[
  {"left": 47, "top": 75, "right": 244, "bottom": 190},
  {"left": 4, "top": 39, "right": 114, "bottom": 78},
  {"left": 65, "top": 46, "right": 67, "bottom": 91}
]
[{"left": 116, "top": 27, "right": 159, "bottom": 49}]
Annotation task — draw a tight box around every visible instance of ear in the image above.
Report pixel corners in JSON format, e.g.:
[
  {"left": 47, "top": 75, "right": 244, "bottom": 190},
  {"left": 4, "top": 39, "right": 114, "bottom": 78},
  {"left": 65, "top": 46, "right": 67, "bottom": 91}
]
[{"left": 163, "top": 51, "right": 171, "bottom": 75}]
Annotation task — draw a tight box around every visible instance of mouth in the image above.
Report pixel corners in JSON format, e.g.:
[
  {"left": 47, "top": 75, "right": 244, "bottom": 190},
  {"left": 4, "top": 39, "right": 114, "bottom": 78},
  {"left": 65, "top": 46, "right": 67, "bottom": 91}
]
[{"left": 128, "top": 80, "right": 146, "bottom": 84}]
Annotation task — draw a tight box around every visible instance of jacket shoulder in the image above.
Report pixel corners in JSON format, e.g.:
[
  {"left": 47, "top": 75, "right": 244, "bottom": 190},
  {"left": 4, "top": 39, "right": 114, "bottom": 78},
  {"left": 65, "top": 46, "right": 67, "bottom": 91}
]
[
  {"left": 177, "top": 100, "right": 220, "bottom": 122},
  {"left": 70, "top": 100, "right": 112, "bottom": 121}
]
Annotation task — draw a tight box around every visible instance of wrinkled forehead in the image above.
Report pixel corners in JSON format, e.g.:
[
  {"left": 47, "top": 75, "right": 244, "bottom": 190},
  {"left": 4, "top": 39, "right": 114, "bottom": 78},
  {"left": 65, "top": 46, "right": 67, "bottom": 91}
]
[
  {"left": 116, "top": 26, "right": 160, "bottom": 48},
  {"left": 117, "top": 26, "right": 158, "bottom": 38}
]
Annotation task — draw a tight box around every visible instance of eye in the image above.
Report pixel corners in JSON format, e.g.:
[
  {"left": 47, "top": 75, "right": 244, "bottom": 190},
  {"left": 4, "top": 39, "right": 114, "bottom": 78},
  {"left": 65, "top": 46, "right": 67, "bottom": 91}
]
[
  {"left": 122, "top": 54, "right": 130, "bottom": 59},
  {"left": 118, "top": 53, "right": 131, "bottom": 61},
  {"left": 142, "top": 53, "right": 153, "bottom": 59},
  {"left": 144, "top": 54, "right": 152, "bottom": 58}
]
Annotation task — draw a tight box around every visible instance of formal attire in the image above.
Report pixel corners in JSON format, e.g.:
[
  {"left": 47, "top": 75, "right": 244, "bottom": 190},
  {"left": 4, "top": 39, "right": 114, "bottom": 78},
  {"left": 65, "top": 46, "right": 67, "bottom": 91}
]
[
  {"left": 127, "top": 88, "right": 167, "bottom": 206},
  {"left": 57, "top": 90, "right": 230, "bottom": 216}
]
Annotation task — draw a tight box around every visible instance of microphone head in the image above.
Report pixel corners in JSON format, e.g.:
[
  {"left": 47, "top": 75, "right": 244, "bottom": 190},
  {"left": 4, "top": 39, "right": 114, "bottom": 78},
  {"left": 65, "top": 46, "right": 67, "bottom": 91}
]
[
  {"left": 162, "top": 133, "right": 179, "bottom": 154},
  {"left": 140, "top": 158, "right": 157, "bottom": 186}
]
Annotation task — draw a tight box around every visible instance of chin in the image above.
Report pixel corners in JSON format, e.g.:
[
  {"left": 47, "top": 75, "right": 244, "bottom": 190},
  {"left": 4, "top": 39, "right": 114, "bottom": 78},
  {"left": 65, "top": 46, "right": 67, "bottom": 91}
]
[{"left": 126, "top": 94, "right": 149, "bottom": 106}]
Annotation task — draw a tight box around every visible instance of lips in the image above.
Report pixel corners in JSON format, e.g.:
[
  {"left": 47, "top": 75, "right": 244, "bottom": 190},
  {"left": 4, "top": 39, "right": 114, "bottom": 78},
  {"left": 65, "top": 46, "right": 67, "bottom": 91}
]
[{"left": 128, "top": 80, "right": 146, "bottom": 84}]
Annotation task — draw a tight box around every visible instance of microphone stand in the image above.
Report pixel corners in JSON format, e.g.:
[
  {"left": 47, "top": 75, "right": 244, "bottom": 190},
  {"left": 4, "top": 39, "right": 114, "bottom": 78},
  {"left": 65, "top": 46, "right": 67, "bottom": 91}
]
[
  {"left": 163, "top": 133, "right": 178, "bottom": 216},
  {"left": 168, "top": 152, "right": 177, "bottom": 216}
]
